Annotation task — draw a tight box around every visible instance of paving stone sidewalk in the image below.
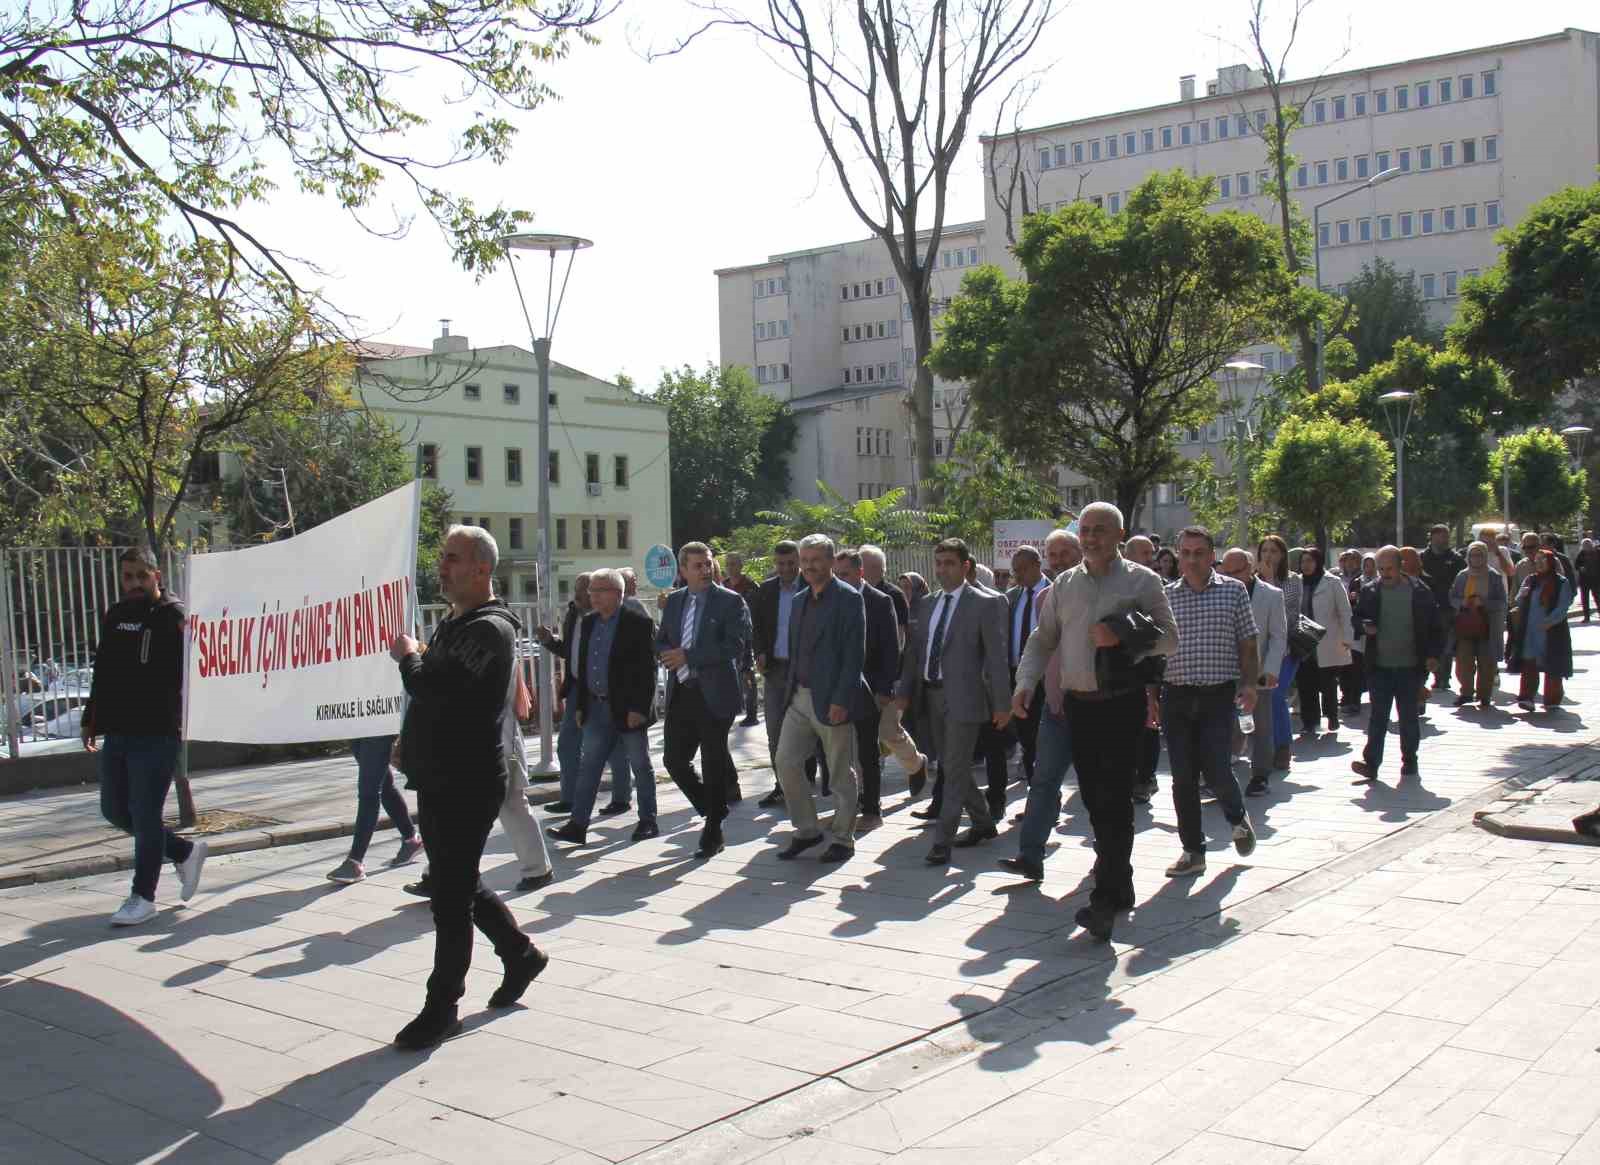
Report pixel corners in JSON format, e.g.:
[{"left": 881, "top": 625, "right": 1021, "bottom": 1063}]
[{"left": 1, "top": 630, "right": 1597, "bottom": 1164}]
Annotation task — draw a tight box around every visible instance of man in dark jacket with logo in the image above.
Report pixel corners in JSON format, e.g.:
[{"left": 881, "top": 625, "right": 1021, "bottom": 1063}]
[
  {"left": 82, "top": 546, "right": 207, "bottom": 928},
  {"left": 1419, "top": 524, "right": 1465, "bottom": 692},
  {"left": 1352, "top": 545, "right": 1443, "bottom": 784},
  {"left": 390, "top": 524, "right": 548, "bottom": 1050}
]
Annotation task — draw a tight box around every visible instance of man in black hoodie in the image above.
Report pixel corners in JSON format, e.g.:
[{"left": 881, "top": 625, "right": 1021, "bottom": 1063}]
[
  {"left": 390, "top": 524, "right": 548, "bottom": 1050},
  {"left": 1419, "top": 524, "right": 1466, "bottom": 693},
  {"left": 82, "top": 546, "right": 207, "bottom": 927}
]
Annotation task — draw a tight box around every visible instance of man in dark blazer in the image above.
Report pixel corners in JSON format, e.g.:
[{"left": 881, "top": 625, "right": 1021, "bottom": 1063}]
[
  {"left": 546, "top": 569, "right": 659, "bottom": 846},
  {"left": 658, "top": 542, "right": 752, "bottom": 858},
  {"left": 833, "top": 547, "right": 900, "bottom": 819},
  {"left": 534, "top": 572, "right": 592, "bottom": 813},
  {"left": 897, "top": 538, "right": 1012, "bottom": 865},
  {"left": 750, "top": 541, "right": 804, "bottom": 807},
  {"left": 773, "top": 535, "right": 869, "bottom": 862}
]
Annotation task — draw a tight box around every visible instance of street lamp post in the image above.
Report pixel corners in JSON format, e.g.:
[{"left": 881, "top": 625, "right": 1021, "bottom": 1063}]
[
  {"left": 501, "top": 232, "right": 593, "bottom": 776},
  {"left": 1379, "top": 390, "right": 1417, "bottom": 545},
  {"left": 1313, "top": 167, "right": 1404, "bottom": 387},
  {"left": 1561, "top": 425, "right": 1593, "bottom": 461},
  {"left": 1222, "top": 359, "right": 1265, "bottom": 546}
]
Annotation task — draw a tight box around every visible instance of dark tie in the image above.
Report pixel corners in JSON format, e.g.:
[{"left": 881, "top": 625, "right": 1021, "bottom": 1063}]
[
  {"left": 1016, "top": 587, "right": 1032, "bottom": 667},
  {"left": 927, "top": 594, "right": 954, "bottom": 681}
]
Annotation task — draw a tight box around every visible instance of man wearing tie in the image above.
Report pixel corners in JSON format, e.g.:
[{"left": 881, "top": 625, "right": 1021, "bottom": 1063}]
[
  {"left": 1007, "top": 546, "right": 1050, "bottom": 782},
  {"left": 658, "top": 542, "right": 752, "bottom": 858},
  {"left": 896, "top": 538, "right": 1012, "bottom": 866}
]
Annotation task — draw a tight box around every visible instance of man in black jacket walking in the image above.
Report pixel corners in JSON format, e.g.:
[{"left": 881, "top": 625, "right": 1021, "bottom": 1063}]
[
  {"left": 82, "top": 547, "right": 207, "bottom": 927},
  {"left": 1420, "top": 525, "right": 1465, "bottom": 693},
  {"left": 390, "top": 525, "right": 548, "bottom": 1050}
]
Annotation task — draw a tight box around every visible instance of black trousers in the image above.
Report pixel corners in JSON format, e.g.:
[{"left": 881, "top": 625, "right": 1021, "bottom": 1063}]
[
  {"left": 664, "top": 681, "right": 734, "bottom": 826},
  {"left": 1296, "top": 657, "right": 1340, "bottom": 730},
  {"left": 1137, "top": 725, "right": 1161, "bottom": 785},
  {"left": 1012, "top": 676, "right": 1044, "bottom": 779},
  {"left": 1065, "top": 689, "right": 1144, "bottom": 910},
  {"left": 1338, "top": 659, "right": 1366, "bottom": 706},
  {"left": 418, "top": 786, "right": 530, "bottom": 1006},
  {"left": 855, "top": 703, "right": 883, "bottom": 812}
]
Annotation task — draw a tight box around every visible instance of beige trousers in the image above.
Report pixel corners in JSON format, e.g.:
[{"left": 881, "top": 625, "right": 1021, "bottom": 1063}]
[{"left": 775, "top": 686, "right": 859, "bottom": 848}]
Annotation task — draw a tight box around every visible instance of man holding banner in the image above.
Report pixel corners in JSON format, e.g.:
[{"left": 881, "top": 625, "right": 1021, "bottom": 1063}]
[{"left": 389, "top": 524, "right": 548, "bottom": 1050}]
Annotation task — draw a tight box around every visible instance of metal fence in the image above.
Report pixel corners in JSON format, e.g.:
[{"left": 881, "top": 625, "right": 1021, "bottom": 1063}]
[{"left": 883, "top": 542, "right": 996, "bottom": 589}]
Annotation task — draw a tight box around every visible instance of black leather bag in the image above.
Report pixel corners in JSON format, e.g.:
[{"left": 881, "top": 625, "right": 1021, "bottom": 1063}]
[{"left": 1287, "top": 613, "right": 1326, "bottom": 662}]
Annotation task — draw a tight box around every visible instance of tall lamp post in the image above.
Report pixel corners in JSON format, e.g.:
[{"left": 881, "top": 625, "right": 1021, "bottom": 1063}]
[
  {"left": 1313, "top": 167, "right": 1403, "bottom": 386},
  {"left": 501, "top": 232, "right": 593, "bottom": 776},
  {"left": 1222, "top": 359, "right": 1265, "bottom": 546},
  {"left": 1379, "top": 390, "right": 1417, "bottom": 545},
  {"left": 1561, "top": 425, "right": 1593, "bottom": 462}
]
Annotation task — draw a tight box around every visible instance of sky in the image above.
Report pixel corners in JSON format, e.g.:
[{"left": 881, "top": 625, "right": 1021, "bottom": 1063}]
[{"left": 263, "top": 1, "right": 1599, "bottom": 388}]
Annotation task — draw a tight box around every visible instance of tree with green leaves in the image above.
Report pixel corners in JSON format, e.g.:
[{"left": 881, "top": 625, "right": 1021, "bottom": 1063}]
[
  {"left": 654, "top": 364, "right": 796, "bottom": 547},
  {"left": 928, "top": 430, "right": 1060, "bottom": 544},
  {"left": 754, "top": 484, "right": 945, "bottom": 549},
  {"left": 1489, "top": 428, "right": 1589, "bottom": 534},
  {"left": 1255, "top": 415, "right": 1393, "bottom": 552},
  {"left": 930, "top": 169, "right": 1294, "bottom": 527},
  {"left": 1451, "top": 181, "right": 1600, "bottom": 396},
  {"left": 1336, "top": 257, "right": 1442, "bottom": 373}
]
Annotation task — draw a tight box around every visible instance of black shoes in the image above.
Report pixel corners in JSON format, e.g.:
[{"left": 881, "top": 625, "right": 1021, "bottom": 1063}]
[
  {"left": 402, "top": 873, "right": 432, "bottom": 898},
  {"left": 695, "top": 825, "right": 724, "bottom": 859},
  {"left": 726, "top": 785, "right": 744, "bottom": 804},
  {"left": 819, "top": 843, "right": 853, "bottom": 863},
  {"left": 739, "top": 716, "right": 760, "bottom": 727},
  {"left": 757, "top": 789, "right": 785, "bottom": 808},
  {"left": 545, "top": 801, "right": 573, "bottom": 815},
  {"left": 1400, "top": 762, "right": 1419, "bottom": 778},
  {"left": 516, "top": 871, "right": 554, "bottom": 892},
  {"left": 910, "top": 807, "right": 939, "bottom": 820},
  {"left": 1246, "top": 775, "right": 1269, "bottom": 797},
  {"left": 630, "top": 820, "right": 660, "bottom": 841},
  {"left": 999, "top": 855, "right": 1044, "bottom": 881},
  {"left": 546, "top": 822, "right": 586, "bottom": 845},
  {"left": 489, "top": 946, "right": 550, "bottom": 1008},
  {"left": 907, "top": 764, "right": 927, "bottom": 798},
  {"left": 858, "top": 803, "right": 883, "bottom": 819},
  {"left": 598, "top": 801, "right": 630, "bottom": 816},
  {"left": 1351, "top": 760, "right": 1377, "bottom": 782},
  {"left": 1074, "top": 904, "right": 1114, "bottom": 943},
  {"left": 925, "top": 843, "right": 952, "bottom": 865},
  {"left": 954, "top": 824, "right": 998, "bottom": 848},
  {"left": 1453, "top": 694, "right": 1473, "bottom": 707},
  {"left": 394, "top": 1002, "right": 460, "bottom": 1050},
  {"left": 777, "top": 834, "right": 825, "bottom": 860}
]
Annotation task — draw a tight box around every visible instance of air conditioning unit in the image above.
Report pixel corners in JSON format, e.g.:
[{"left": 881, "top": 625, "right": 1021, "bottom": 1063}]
[{"left": 586, "top": 483, "right": 602, "bottom": 496}]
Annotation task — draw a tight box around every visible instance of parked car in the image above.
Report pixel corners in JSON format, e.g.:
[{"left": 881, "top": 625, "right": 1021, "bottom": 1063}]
[{"left": 40, "top": 701, "right": 87, "bottom": 740}]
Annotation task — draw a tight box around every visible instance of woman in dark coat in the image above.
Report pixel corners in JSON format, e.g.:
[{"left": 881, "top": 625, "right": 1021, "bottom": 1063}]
[{"left": 1508, "top": 549, "right": 1574, "bottom": 711}]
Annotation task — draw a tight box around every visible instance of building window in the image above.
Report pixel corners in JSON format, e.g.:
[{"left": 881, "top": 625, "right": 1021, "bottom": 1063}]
[
  {"left": 1314, "top": 161, "right": 1327, "bottom": 185},
  {"left": 1482, "top": 70, "right": 1496, "bottom": 96},
  {"left": 1376, "top": 150, "right": 1390, "bottom": 173},
  {"left": 464, "top": 382, "right": 481, "bottom": 402},
  {"left": 1353, "top": 93, "right": 1366, "bottom": 116},
  {"left": 1333, "top": 95, "right": 1346, "bottom": 120},
  {"left": 1198, "top": 120, "right": 1209, "bottom": 144},
  {"left": 1358, "top": 217, "right": 1372, "bottom": 242},
  {"left": 1421, "top": 210, "right": 1434, "bottom": 234},
  {"left": 1061, "top": 143, "right": 1074, "bottom": 165},
  {"left": 1484, "top": 135, "right": 1498, "bottom": 161},
  {"left": 1379, "top": 215, "right": 1393, "bottom": 239},
  {"left": 419, "top": 443, "right": 438, "bottom": 480},
  {"left": 1486, "top": 201, "right": 1501, "bottom": 227},
  {"left": 595, "top": 519, "right": 606, "bottom": 550},
  {"left": 1219, "top": 175, "right": 1231, "bottom": 199},
  {"left": 1395, "top": 84, "right": 1409, "bottom": 110},
  {"left": 509, "top": 518, "right": 523, "bottom": 551},
  {"left": 1296, "top": 164, "right": 1308, "bottom": 188},
  {"left": 1216, "top": 116, "right": 1229, "bottom": 139},
  {"left": 1336, "top": 157, "right": 1348, "bottom": 182},
  {"left": 1337, "top": 221, "right": 1350, "bottom": 245},
  {"left": 503, "top": 383, "right": 520, "bottom": 405},
  {"left": 1237, "top": 172, "right": 1250, "bottom": 197},
  {"left": 478, "top": 517, "right": 490, "bottom": 533},
  {"left": 521, "top": 576, "right": 537, "bottom": 598},
  {"left": 584, "top": 453, "right": 600, "bottom": 486},
  {"left": 1356, "top": 154, "right": 1369, "bottom": 179},
  {"left": 1445, "top": 271, "right": 1458, "bottom": 297},
  {"left": 841, "top": 283, "right": 851, "bottom": 299},
  {"left": 548, "top": 450, "right": 559, "bottom": 483},
  {"left": 1462, "top": 138, "right": 1476, "bottom": 164},
  {"left": 505, "top": 448, "right": 522, "bottom": 484},
  {"left": 1236, "top": 113, "right": 1248, "bottom": 136},
  {"left": 1420, "top": 146, "right": 1432, "bottom": 171},
  {"left": 1038, "top": 147, "right": 1051, "bottom": 170},
  {"left": 1312, "top": 99, "right": 1326, "bottom": 123},
  {"left": 1177, "top": 124, "right": 1190, "bottom": 146},
  {"left": 1460, "top": 74, "right": 1474, "bottom": 100},
  {"left": 617, "top": 519, "right": 630, "bottom": 551},
  {"left": 1397, "top": 149, "right": 1411, "bottom": 172},
  {"left": 1399, "top": 212, "right": 1413, "bottom": 237},
  {"left": 465, "top": 446, "right": 482, "bottom": 482},
  {"left": 581, "top": 520, "right": 591, "bottom": 550},
  {"left": 555, "top": 517, "right": 567, "bottom": 550},
  {"left": 1124, "top": 131, "right": 1136, "bottom": 154},
  {"left": 1417, "top": 81, "right": 1430, "bottom": 107},
  {"left": 1108, "top": 192, "right": 1120, "bottom": 214},
  {"left": 1106, "top": 134, "right": 1119, "bottom": 156},
  {"left": 1442, "top": 206, "right": 1456, "bottom": 231},
  {"left": 1441, "top": 142, "right": 1454, "bottom": 167},
  {"left": 1161, "top": 126, "right": 1173, "bottom": 148},
  {"left": 1142, "top": 128, "right": 1154, "bottom": 152},
  {"left": 968, "top": 247, "right": 978, "bottom": 265},
  {"left": 1439, "top": 77, "right": 1452, "bottom": 102},
  {"left": 1318, "top": 222, "right": 1330, "bottom": 248},
  {"left": 1255, "top": 110, "right": 1267, "bottom": 132},
  {"left": 1464, "top": 204, "right": 1478, "bottom": 229},
  {"left": 558, "top": 579, "right": 570, "bottom": 601},
  {"left": 1374, "top": 89, "right": 1387, "bottom": 113},
  {"left": 1421, "top": 273, "right": 1436, "bottom": 299},
  {"left": 613, "top": 455, "right": 629, "bottom": 489}
]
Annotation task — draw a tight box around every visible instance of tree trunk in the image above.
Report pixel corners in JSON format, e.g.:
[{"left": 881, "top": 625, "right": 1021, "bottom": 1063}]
[
  {"left": 1315, "top": 523, "right": 1329, "bottom": 559},
  {"left": 909, "top": 288, "right": 937, "bottom": 504}
]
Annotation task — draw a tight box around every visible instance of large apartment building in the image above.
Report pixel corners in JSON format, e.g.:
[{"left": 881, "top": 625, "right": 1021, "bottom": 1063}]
[
  {"left": 715, "top": 222, "right": 987, "bottom": 505},
  {"left": 984, "top": 26, "right": 1600, "bottom": 537},
  {"left": 356, "top": 325, "right": 672, "bottom": 605}
]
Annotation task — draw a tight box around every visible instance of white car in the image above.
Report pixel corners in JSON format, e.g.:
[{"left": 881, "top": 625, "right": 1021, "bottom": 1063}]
[{"left": 41, "top": 702, "right": 86, "bottom": 740}]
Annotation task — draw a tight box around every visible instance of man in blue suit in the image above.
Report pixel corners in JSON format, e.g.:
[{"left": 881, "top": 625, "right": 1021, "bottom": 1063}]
[
  {"left": 658, "top": 541, "right": 752, "bottom": 858},
  {"left": 773, "top": 534, "right": 869, "bottom": 862}
]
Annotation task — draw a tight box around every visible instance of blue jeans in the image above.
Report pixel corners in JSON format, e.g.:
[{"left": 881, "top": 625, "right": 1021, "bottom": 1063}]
[
  {"left": 557, "top": 693, "right": 583, "bottom": 803},
  {"left": 349, "top": 735, "right": 415, "bottom": 863},
  {"left": 1271, "top": 654, "right": 1299, "bottom": 748},
  {"left": 608, "top": 730, "right": 657, "bottom": 822},
  {"left": 572, "top": 697, "right": 656, "bottom": 830},
  {"left": 1016, "top": 703, "right": 1072, "bottom": 864},
  {"left": 99, "top": 734, "right": 193, "bottom": 901},
  {"left": 1164, "top": 684, "right": 1245, "bottom": 853},
  {"left": 1364, "top": 666, "right": 1423, "bottom": 772}
]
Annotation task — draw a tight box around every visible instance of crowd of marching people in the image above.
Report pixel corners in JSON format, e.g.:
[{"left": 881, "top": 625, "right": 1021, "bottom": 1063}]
[{"left": 80, "top": 509, "right": 1589, "bottom": 1048}]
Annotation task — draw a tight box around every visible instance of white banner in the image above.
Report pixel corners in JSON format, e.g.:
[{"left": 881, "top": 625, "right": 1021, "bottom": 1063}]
[
  {"left": 992, "top": 519, "right": 1056, "bottom": 570},
  {"left": 184, "top": 481, "right": 421, "bottom": 743}
]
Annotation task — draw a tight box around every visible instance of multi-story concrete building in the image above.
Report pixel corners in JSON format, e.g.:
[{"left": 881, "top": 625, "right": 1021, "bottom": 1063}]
[
  {"left": 983, "top": 26, "right": 1600, "bottom": 538},
  {"left": 715, "top": 222, "right": 988, "bottom": 505},
  {"left": 356, "top": 325, "right": 672, "bottom": 605}
]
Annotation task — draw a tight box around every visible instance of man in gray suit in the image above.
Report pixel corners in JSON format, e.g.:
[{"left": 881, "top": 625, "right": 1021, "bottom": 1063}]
[
  {"left": 658, "top": 541, "right": 752, "bottom": 859},
  {"left": 1221, "top": 548, "right": 1285, "bottom": 797},
  {"left": 896, "top": 537, "right": 1012, "bottom": 865},
  {"left": 774, "top": 534, "right": 869, "bottom": 862}
]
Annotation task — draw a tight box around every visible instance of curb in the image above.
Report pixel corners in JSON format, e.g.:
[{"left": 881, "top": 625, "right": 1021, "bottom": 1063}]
[{"left": 1473, "top": 809, "right": 1600, "bottom": 847}]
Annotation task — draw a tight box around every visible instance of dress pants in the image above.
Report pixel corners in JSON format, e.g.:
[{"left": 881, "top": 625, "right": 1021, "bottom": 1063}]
[
  {"left": 664, "top": 681, "right": 734, "bottom": 826},
  {"left": 1296, "top": 657, "right": 1340, "bottom": 730},
  {"left": 1012, "top": 675, "right": 1043, "bottom": 780},
  {"left": 1363, "top": 665, "right": 1423, "bottom": 772},
  {"left": 1015, "top": 703, "right": 1073, "bottom": 865},
  {"left": 1064, "top": 690, "right": 1144, "bottom": 910},
  {"left": 1163, "top": 683, "right": 1247, "bottom": 853},
  {"left": 877, "top": 700, "right": 927, "bottom": 782},
  {"left": 979, "top": 722, "right": 1011, "bottom": 817},
  {"left": 775, "top": 687, "right": 859, "bottom": 849},
  {"left": 926, "top": 687, "right": 995, "bottom": 846},
  {"left": 418, "top": 784, "right": 531, "bottom": 1006},
  {"left": 498, "top": 753, "right": 552, "bottom": 878},
  {"left": 854, "top": 702, "right": 883, "bottom": 813},
  {"left": 1136, "top": 726, "right": 1161, "bottom": 787},
  {"left": 1454, "top": 636, "right": 1498, "bottom": 702}
]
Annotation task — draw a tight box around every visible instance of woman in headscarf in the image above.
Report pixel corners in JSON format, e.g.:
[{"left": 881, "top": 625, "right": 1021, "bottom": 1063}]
[
  {"left": 898, "top": 571, "right": 929, "bottom": 608},
  {"left": 1257, "top": 535, "right": 1300, "bottom": 770},
  {"left": 1295, "top": 546, "right": 1354, "bottom": 736},
  {"left": 1508, "top": 549, "right": 1574, "bottom": 711},
  {"left": 1449, "top": 541, "right": 1507, "bottom": 709}
]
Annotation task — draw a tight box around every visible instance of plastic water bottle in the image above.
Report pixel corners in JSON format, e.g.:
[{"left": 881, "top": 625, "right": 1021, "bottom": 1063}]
[{"left": 1238, "top": 706, "right": 1255, "bottom": 736}]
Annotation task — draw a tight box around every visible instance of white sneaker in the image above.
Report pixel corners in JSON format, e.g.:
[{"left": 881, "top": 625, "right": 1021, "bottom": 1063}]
[
  {"left": 1165, "top": 850, "right": 1206, "bottom": 878},
  {"left": 110, "top": 894, "right": 157, "bottom": 927},
  {"left": 1232, "top": 816, "right": 1257, "bottom": 857},
  {"left": 177, "top": 841, "right": 208, "bottom": 901}
]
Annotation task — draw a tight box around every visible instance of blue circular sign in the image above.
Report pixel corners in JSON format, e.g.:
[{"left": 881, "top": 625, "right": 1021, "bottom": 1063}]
[{"left": 643, "top": 544, "right": 678, "bottom": 589}]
